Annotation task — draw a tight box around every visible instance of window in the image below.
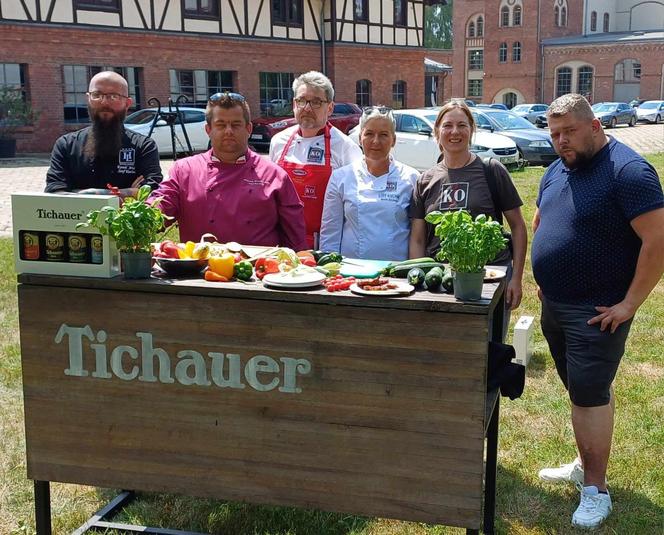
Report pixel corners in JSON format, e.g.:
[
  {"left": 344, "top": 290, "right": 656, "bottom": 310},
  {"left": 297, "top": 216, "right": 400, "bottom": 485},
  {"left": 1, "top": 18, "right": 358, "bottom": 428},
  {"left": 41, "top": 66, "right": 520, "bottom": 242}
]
[
  {"left": 259, "top": 72, "right": 294, "bottom": 116},
  {"left": 476, "top": 16, "right": 484, "bottom": 37},
  {"left": 356, "top": 79, "right": 371, "bottom": 107},
  {"left": 501, "top": 6, "right": 510, "bottom": 26},
  {"left": 184, "top": 0, "right": 219, "bottom": 18},
  {"left": 394, "top": 0, "right": 407, "bottom": 26},
  {"left": 603, "top": 13, "right": 609, "bottom": 32},
  {"left": 169, "top": 70, "right": 233, "bottom": 108},
  {"left": 633, "top": 62, "right": 641, "bottom": 80},
  {"left": 392, "top": 80, "right": 406, "bottom": 109},
  {"left": 272, "top": 0, "right": 303, "bottom": 25},
  {"left": 556, "top": 66, "right": 572, "bottom": 97},
  {"left": 468, "top": 50, "right": 484, "bottom": 70},
  {"left": 74, "top": 0, "right": 119, "bottom": 10},
  {"left": 398, "top": 114, "right": 427, "bottom": 134},
  {"left": 512, "top": 42, "right": 521, "bottom": 63},
  {"left": 474, "top": 111, "right": 492, "bottom": 129},
  {"left": 560, "top": 6, "right": 567, "bottom": 26},
  {"left": 513, "top": 5, "right": 522, "bottom": 26},
  {"left": 590, "top": 11, "right": 597, "bottom": 31},
  {"left": 468, "top": 79, "right": 483, "bottom": 98},
  {"left": 468, "top": 21, "right": 475, "bottom": 37},
  {"left": 333, "top": 103, "right": 355, "bottom": 115},
  {"left": 554, "top": 6, "right": 559, "bottom": 26},
  {"left": 578, "top": 66, "right": 593, "bottom": 99},
  {"left": 62, "top": 65, "right": 141, "bottom": 123},
  {"left": 0, "top": 63, "right": 27, "bottom": 100},
  {"left": 499, "top": 43, "right": 508, "bottom": 63},
  {"left": 354, "top": 0, "right": 368, "bottom": 22}
]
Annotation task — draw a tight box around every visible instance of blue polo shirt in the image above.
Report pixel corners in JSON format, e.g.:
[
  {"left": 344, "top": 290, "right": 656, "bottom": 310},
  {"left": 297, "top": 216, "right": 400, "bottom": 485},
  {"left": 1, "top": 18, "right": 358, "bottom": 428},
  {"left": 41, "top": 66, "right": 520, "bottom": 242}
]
[{"left": 532, "top": 138, "right": 664, "bottom": 306}]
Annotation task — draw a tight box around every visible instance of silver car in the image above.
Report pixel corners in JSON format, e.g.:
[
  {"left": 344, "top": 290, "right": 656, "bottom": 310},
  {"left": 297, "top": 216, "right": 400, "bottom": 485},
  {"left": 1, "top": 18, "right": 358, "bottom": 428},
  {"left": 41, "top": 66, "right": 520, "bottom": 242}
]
[
  {"left": 636, "top": 101, "right": 664, "bottom": 124},
  {"left": 511, "top": 104, "right": 549, "bottom": 124}
]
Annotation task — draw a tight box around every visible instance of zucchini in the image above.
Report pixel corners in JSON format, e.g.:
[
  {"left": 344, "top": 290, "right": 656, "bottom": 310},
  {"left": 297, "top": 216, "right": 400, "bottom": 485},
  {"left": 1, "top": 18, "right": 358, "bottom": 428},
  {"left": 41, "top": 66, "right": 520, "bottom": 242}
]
[
  {"left": 441, "top": 269, "right": 454, "bottom": 293},
  {"left": 317, "top": 252, "right": 343, "bottom": 266},
  {"left": 407, "top": 268, "right": 426, "bottom": 288},
  {"left": 390, "top": 261, "right": 445, "bottom": 278},
  {"left": 385, "top": 257, "right": 436, "bottom": 269},
  {"left": 424, "top": 267, "right": 444, "bottom": 291}
]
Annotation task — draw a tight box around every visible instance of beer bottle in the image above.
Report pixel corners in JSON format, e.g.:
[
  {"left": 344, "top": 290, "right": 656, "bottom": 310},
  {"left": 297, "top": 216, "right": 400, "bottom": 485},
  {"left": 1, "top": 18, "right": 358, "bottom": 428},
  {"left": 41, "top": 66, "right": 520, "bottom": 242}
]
[{"left": 45, "top": 233, "right": 65, "bottom": 262}]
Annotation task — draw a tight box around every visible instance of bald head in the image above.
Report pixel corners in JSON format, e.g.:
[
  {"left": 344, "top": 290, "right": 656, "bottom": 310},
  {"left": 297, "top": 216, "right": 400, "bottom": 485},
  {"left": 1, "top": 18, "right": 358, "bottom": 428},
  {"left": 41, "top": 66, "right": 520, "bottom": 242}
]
[{"left": 89, "top": 71, "right": 129, "bottom": 95}]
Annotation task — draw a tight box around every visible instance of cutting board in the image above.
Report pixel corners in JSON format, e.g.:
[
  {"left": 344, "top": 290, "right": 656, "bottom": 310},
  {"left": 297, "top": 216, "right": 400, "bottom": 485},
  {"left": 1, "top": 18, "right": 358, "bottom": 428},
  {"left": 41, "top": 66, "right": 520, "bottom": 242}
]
[{"left": 340, "top": 259, "right": 392, "bottom": 279}]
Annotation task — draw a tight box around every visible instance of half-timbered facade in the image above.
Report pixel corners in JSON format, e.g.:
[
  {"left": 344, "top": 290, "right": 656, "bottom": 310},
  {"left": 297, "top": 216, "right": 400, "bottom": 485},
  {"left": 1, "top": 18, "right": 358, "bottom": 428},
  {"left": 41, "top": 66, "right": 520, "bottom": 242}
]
[{"left": 0, "top": 0, "right": 454, "bottom": 152}]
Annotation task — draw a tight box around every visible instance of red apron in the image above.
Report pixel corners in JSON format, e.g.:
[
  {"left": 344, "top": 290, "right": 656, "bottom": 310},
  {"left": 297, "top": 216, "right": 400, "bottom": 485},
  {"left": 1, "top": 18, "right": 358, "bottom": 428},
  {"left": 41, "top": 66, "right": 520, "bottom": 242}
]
[{"left": 277, "top": 123, "right": 333, "bottom": 248}]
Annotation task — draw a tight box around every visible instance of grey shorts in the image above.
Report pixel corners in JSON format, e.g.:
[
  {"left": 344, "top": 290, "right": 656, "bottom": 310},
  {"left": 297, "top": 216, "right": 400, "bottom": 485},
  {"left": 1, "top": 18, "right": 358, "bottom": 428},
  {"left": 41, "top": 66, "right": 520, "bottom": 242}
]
[{"left": 540, "top": 297, "right": 633, "bottom": 407}]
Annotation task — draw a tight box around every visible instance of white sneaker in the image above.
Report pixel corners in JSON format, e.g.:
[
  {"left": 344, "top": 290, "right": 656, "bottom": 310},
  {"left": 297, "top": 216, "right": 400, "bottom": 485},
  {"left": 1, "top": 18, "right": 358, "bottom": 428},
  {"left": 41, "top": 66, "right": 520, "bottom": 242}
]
[
  {"left": 572, "top": 484, "right": 612, "bottom": 529},
  {"left": 538, "top": 458, "right": 584, "bottom": 484}
]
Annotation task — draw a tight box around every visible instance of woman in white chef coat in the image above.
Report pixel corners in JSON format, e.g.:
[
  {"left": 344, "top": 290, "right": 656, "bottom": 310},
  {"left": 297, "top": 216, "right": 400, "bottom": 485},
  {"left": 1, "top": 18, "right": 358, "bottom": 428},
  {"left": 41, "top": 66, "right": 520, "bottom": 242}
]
[{"left": 319, "top": 107, "right": 419, "bottom": 261}]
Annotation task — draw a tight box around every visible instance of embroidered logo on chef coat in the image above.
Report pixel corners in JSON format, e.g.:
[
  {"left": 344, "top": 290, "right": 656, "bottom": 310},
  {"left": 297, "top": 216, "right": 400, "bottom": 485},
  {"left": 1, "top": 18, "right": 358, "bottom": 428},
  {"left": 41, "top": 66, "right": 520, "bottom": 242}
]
[
  {"left": 385, "top": 180, "right": 397, "bottom": 192},
  {"left": 439, "top": 182, "right": 469, "bottom": 210},
  {"left": 117, "top": 148, "right": 136, "bottom": 174},
  {"left": 306, "top": 146, "right": 324, "bottom": 163},
  {"left": 303, "top": 184, "right": 317, "bottom": 198},
  {"left": 243, "top": 178, "right": 266, "bottom": 185}
]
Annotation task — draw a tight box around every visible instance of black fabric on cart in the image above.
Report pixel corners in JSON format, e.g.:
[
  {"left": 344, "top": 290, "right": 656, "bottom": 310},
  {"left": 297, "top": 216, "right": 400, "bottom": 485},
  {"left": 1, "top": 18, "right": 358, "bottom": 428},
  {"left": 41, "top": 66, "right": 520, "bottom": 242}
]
[{"left": 487, "top": 341, "right": 525, "bottom": 400}]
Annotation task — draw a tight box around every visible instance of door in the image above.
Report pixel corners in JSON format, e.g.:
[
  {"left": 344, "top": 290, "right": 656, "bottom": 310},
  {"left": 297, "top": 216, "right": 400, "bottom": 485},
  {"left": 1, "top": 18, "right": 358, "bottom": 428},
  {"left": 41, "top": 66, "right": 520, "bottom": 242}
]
[{"left": 503, "top": 92, "right": 517, "bottom": 109}]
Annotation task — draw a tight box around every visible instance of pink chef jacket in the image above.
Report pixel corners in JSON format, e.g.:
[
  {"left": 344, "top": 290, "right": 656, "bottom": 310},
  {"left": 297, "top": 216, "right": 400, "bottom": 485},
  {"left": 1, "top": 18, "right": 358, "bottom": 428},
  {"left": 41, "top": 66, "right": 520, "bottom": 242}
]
[{"left": 149, "top": 149, "right": 307, "bottom": 250}]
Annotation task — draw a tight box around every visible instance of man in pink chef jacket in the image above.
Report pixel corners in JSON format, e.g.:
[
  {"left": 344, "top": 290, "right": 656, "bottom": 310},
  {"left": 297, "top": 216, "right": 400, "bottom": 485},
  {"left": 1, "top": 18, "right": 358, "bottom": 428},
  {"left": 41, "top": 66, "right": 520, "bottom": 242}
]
[{"left": 149, "top": 93, "right": 307, "bottom": 250}]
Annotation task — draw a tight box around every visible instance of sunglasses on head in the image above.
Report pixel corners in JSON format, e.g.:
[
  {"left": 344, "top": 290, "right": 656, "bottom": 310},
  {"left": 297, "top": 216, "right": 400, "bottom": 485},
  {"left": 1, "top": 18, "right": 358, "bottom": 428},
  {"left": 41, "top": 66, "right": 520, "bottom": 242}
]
[
  {"left": 209, "top": 92, "right": 246, "bottom": 103},
  {"left": 362, "top": 106, "right": 392, "bottom": 115}
]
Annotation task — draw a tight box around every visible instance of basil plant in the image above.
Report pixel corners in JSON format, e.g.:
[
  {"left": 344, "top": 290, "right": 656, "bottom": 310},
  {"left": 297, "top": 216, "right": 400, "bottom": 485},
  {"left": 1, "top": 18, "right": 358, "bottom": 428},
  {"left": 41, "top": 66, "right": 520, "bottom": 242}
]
[{"left": 425, "top": 210, "right": 507, "bottom": 274}]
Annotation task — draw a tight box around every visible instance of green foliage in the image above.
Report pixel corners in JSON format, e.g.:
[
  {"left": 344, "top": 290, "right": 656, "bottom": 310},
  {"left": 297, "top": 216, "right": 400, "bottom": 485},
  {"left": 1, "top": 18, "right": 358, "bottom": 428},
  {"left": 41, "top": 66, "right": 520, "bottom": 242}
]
[
  {"left": 0, "top": 86, "right": 39, "bottom": 140},
  {"left": 426, "top": 210, "right": 506, "bottom": 273},
  {"left": 77, "top": 185, "right": 167, "bottom": 253},
  {"left": 424, "top": 1, "right": 453, "bottom": 49}
]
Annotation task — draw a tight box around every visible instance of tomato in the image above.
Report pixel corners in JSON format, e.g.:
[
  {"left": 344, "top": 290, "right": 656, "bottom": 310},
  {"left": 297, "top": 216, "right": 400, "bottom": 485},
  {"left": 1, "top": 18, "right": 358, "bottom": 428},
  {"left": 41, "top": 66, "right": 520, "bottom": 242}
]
[{"left": 302, "top": 258, "right": 317, "bottom": 267}]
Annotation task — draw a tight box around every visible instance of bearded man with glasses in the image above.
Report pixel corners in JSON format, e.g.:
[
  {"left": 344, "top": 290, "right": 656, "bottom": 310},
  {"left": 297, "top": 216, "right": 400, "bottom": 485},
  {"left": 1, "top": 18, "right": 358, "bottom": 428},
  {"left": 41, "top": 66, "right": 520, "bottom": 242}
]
[
  {"left": 45, "top": 71, "right": 162, "bottom": 198},
  {"left": 148, "top": 92, "right": 306, "bottom": 248},
  {"left": 269, "top": 71, "right": 362, "bottom": 248}
]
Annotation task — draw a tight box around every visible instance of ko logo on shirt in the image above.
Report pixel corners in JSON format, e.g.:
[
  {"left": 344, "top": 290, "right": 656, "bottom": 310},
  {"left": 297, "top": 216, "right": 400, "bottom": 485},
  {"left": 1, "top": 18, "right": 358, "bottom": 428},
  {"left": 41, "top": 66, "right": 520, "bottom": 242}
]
[
  {"left": 438, "top": 182, "right": 469, "bottom": 210},
  {"left": 119, "top": 148, "right": 135, "bottom": 164},
  {"left": 303, "top": 185, "right": 317, "bottom": 198},
  {"left": 307, "top": 146, "right": 324, "bottom": 164}
]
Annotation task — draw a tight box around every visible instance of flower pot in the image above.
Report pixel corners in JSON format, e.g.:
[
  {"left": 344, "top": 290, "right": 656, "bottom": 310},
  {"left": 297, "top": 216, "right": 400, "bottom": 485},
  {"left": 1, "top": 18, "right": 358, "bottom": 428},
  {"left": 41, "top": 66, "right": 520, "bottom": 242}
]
[
  {"left": 0, "top": 139, "right": 17, "bottom": 159},
  {"left": 121, "top": 251, "right": 152, "bottom": 279},
  {"left": 453, "top": 269, "right": 486, "bottom": 301}
]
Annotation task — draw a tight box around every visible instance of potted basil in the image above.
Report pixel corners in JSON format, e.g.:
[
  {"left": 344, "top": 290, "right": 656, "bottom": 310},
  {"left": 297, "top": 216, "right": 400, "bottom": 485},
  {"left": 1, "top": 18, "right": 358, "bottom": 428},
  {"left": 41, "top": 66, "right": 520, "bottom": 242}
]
[
  {"left": 78, "top": 185, "right": 167, "bottom": 279},
  {"left": 425, "top": 210, "right": 506, "bottom": 300}
]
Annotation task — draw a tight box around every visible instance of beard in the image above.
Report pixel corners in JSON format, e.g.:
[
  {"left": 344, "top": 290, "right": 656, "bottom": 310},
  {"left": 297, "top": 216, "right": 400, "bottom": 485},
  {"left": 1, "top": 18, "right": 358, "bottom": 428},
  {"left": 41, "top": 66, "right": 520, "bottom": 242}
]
[
  {"left": 84, "top": 106, "right": 126, "bottom": 160},
  {"left": 560, "top": 147, "right": 595, "bottom": 170}
]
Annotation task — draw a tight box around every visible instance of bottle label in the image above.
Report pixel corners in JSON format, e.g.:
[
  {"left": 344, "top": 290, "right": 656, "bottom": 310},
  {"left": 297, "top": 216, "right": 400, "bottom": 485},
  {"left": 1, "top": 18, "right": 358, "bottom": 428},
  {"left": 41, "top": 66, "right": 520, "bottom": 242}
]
[
  {"left": 45, "top": 233, "right": 65, "bottom": 262},
  {"left": 91, "top": 235, "right": 104, "bottom": 264},
  {"left": 68, "top": 234, "right": 87, "bottom": 263},
  {"left": 22, "top": 232, "right": 41, "bottom": 260}
]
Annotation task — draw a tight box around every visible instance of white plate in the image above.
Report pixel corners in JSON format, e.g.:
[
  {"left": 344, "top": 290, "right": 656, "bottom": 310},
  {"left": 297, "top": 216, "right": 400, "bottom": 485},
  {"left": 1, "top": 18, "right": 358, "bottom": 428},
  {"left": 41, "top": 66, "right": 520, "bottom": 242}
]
[
  {"left": 262, "top": 271, "right": 326, "bottom": 289},
  {"left": 350, "top": 281, "right": 414, "bottom": 297},
  {"left": 484, "top": 268, "right": 507, "bottom": 282}
]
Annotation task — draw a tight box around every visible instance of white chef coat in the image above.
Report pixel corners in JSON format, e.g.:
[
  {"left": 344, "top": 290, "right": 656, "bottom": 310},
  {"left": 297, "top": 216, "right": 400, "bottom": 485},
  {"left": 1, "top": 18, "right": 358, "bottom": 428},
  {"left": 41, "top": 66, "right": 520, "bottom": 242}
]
[
  {"left": 269, "top": 125, "right": 362, "bottom": 170},
  {"left": 319, "top": 158, "right": 419, "bottom": 261}
]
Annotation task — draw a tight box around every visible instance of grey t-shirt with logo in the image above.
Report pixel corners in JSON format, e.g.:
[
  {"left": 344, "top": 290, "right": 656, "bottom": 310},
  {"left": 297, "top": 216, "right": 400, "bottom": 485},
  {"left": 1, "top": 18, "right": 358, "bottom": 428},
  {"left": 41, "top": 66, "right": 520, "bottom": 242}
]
[{"left": 409, "top": 157, "right": 522, "bottom": 264}]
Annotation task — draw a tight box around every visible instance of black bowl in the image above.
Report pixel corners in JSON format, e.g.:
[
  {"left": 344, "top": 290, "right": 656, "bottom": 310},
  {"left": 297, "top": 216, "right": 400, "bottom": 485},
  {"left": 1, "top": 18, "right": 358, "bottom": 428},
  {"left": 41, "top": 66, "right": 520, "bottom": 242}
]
[{"left": 155, "top": 257, "right": 208, "bottom": 277}]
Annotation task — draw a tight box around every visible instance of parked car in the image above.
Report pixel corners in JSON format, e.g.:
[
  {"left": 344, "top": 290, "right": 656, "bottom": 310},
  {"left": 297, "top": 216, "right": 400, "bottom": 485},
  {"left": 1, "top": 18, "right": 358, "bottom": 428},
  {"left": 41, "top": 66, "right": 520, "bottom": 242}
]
[
  {"left": 477, "top": 103, "right": 509, "bottom": 110},
  {"left": 535, "top": 114, "right": 548, "bottom": 128},
  {"left": 636, "top": 100, "right": 664, "bottom": 123},
  {"left": 250, "top": 102, "right": 362, "bottom": 152},
  {"left": 348, "top": 108, "right": 519, "bottom": 172},
  {"left": 260, "top": 98, "right": 292, "bottom": 116},
  {"left": 124, "top": 107, "right": 209, "bottom": 155},
  {"left": 591, "top": 102, "right": 637, "bottom": 128},
  {"left": 511, "top": 103, "right": 549, "bottom": 124},
  {"left": 629, "top": 98, "right": 647, "bottom": 108},
  {"left": 471, "top": 108, "right": 557, "bottom": 166}
]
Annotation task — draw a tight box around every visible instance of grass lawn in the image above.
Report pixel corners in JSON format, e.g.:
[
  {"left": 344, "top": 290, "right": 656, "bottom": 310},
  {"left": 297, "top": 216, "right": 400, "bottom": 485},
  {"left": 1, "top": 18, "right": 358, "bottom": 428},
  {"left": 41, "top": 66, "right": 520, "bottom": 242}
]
[{"left": 1, "top": 155, "right": 663, "bottom": 534}]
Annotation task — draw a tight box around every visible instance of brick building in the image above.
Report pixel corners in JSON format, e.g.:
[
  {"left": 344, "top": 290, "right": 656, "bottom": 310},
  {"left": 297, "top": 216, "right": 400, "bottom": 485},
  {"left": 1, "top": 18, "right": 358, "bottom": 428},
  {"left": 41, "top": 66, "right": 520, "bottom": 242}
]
[{"left": 1, "top": 0, "right": 663, "bottom": 153}]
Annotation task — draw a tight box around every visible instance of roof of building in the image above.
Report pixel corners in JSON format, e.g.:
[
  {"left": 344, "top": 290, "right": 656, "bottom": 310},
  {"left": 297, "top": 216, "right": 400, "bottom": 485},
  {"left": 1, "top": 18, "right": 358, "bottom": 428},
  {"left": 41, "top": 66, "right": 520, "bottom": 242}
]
[
  {"left": 543, "top": 30, "right": 664, "bottom": 47},
  {"left": 425, "top": 57, "right": 452, "bottom": 72}
]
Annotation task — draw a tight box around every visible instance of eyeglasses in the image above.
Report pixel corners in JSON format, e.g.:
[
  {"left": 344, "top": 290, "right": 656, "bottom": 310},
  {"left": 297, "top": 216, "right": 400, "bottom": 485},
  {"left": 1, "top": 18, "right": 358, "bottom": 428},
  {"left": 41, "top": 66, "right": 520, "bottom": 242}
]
[
  {"left": 87, "top": 91, "right": 129, "bottom": 102},
  {"left": 363, "top": 106, "right": 392, "bottom": 115},
  {"left": 293, "top": 98, "right": 328, "bottom": 109},
  {"left": 209, "top": 92, "right": 246, "bottom": 103}
]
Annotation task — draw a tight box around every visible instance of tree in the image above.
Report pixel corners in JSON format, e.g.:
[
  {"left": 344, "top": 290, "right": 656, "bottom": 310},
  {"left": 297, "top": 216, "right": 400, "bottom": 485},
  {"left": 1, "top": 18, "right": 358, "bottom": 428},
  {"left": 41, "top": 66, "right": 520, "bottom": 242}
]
[{"left": 424, "top": 1, "right": 453, "bottom": 49}]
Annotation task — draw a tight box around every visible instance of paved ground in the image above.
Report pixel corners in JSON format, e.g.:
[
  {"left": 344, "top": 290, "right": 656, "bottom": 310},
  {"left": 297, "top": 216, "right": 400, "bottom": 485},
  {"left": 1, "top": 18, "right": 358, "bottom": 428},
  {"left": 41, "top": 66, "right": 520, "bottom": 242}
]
[{"left": 1, "top": 123, "right": 662, "bottom": 237}]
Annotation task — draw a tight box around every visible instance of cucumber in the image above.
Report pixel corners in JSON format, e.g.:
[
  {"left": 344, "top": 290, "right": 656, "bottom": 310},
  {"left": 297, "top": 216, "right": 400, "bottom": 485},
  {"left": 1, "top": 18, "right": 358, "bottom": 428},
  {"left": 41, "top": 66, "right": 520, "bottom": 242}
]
[
  {"left": 317, "top": 252, "right": 343, "bottom": 266},
  {"left": 385, "top": 257, "right": 436, "bottom": 269},
  {"left": 407, "top": 268, "right": 426, "bottom": 288},
  {"left": 390, "top": 261, "right": 445, "bottom": 278},
  {"left": 424, "top": 267, "right": 444, "bottom": 291}
]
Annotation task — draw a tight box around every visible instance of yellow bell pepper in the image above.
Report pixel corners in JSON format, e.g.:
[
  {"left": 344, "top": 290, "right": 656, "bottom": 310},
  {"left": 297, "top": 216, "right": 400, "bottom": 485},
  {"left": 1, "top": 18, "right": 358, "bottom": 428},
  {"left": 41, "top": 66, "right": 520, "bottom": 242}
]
[
  {"left": 208, "top": 253, "right": 236, "bottom": 279},
  {"left": 183, "top": 241, "right": 196, "bottom": 258}
]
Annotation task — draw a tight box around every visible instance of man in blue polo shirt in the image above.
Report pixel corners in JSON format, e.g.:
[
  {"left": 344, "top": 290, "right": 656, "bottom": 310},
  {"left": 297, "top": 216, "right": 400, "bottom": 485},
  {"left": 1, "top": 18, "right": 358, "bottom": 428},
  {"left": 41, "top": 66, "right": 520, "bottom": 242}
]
[{"left": 531, "top": 93, "right": 664, "bottom": 529}]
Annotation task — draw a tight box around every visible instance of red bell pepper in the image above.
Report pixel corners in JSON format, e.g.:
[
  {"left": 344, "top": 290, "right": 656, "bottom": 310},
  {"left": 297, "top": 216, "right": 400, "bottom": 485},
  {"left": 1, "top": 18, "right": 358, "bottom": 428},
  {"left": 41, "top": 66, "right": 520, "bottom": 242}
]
[{"left": 254, "top": 257, "right": 280, "bottom": 280}]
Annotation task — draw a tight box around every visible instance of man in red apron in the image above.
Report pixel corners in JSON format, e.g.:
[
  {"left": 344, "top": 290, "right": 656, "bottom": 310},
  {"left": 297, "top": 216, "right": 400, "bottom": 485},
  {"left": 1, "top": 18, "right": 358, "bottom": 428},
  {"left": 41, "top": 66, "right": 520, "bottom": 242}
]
[{"left": 270, "top": 71, "right": 362, "bottom": 248}]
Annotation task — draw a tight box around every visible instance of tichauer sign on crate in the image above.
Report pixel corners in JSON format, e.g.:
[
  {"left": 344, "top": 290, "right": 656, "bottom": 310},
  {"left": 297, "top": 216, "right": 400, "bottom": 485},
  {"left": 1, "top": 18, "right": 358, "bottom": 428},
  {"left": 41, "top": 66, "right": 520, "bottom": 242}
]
[{"left": 18, "top": 276, "right": 501, "bottom": 531}]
